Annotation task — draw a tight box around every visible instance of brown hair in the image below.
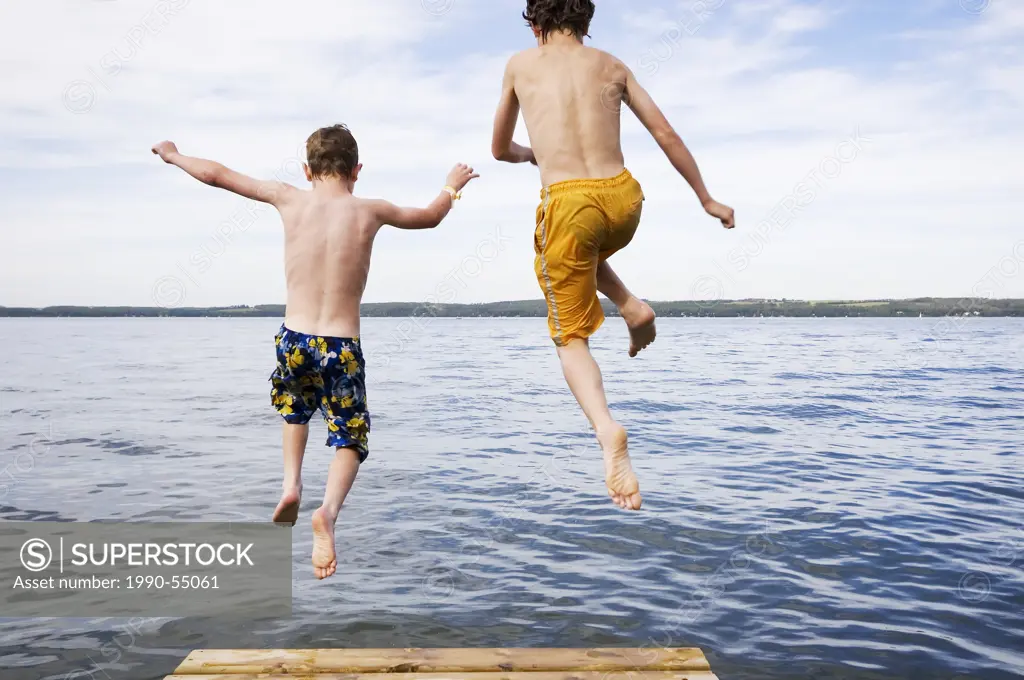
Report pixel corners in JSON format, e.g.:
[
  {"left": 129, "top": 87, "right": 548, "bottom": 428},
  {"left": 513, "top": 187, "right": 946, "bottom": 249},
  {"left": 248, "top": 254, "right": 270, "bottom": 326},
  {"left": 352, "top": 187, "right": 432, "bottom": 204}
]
[
  {"left": 523, "top": 0, "right": 595, "bottom": 42},
  {"left": 306, "top": 124, "right": 359, "bottom": 180}
]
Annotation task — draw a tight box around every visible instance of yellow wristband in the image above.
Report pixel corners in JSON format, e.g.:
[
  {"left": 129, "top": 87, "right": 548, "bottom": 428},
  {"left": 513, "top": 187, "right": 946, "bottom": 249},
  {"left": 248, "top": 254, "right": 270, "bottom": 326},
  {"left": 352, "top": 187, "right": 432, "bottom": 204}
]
[{"left": 443, "top": 185, "right": 461, "bottom": 201}]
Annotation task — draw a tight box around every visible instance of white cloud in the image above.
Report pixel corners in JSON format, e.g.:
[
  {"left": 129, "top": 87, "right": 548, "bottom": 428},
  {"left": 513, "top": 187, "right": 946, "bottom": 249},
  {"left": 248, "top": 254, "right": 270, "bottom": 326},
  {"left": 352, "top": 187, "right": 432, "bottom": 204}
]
[{"left": 0, "top": 0, "right": 1022, "bottom": 307}]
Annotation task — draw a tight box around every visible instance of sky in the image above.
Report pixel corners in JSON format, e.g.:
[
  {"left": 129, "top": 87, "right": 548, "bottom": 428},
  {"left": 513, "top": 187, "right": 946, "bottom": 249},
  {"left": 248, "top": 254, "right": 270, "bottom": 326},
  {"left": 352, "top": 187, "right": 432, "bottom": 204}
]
[{"left": 0, "top": 0, "right": 1022, "bottom": 307}]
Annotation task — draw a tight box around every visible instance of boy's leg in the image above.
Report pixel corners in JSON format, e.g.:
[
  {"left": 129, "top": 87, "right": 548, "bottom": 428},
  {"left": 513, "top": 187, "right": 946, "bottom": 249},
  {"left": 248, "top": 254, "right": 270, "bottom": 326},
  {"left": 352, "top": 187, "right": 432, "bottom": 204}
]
[
  {"left": 311, "top": 336, "right": 371, "bottom": 580},
  {"left": 556, "top": 338, "right": 642, "bottom": 510},
  {"left": 535, "top": 182, "right": 641, "bottom": 510},
  {"left": 272, "top": 422, "right": 308, "bottom": 525},
  {"left": 596, "top": 260, "right": 656, "bottom": 358},
  {"left": 595, "top": 174, "right": 655, "bottom": 356},
  {"left": 311, "top": 447, "right": 361, "bottom": 580},
  {"left": 270, "top": 326, "right": 317, "bottom": 525}
]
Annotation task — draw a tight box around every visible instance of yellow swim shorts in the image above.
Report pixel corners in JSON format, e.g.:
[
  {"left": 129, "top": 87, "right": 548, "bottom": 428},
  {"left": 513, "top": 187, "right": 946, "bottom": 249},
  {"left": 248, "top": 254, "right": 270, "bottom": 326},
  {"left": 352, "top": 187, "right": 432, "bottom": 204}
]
[{"left": 533, "top": 168, "right": 644, "bottom": 346}]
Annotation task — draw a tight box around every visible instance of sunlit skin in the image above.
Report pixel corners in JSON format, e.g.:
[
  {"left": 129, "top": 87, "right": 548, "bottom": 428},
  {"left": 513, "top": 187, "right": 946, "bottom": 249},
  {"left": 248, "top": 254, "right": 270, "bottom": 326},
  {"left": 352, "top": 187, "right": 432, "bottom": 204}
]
[
  {"left": 152, "top": 138, "right": 478, "bottom": 576},
  {"left": 491, "top": 16, "right": 735, "bottom": 511}
]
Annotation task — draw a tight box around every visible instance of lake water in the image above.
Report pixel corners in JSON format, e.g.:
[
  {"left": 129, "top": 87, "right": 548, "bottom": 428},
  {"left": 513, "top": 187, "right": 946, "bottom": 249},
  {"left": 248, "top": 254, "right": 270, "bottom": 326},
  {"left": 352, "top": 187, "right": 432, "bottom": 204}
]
[{"left": 1, "top": 317, "right": 1022, "bottom": 680}]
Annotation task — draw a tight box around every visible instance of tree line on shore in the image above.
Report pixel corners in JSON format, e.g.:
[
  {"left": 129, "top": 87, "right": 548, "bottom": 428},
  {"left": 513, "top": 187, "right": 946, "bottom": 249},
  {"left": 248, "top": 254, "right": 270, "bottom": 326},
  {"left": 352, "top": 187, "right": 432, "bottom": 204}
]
[{"left": 2, "top": 298, "right": 1022, "bottom": 318}]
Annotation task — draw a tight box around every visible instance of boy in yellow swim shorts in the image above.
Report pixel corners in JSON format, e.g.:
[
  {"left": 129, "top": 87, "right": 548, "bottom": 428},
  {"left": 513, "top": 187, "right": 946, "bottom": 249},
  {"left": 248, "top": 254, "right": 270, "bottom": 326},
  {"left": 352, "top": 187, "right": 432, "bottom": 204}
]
[{"left": 492, "top": 0, "right": 736, "bottom": 511}]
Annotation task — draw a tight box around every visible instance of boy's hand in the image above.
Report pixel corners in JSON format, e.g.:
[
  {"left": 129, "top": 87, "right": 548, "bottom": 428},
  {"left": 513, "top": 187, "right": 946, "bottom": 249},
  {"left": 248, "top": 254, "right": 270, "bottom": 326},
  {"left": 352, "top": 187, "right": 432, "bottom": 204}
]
[
  {"left": 703, "top": 199, "right": 735, "bottom": 229},
  {"left": 446, "top": 163, "right": 480, "bottom": 193},
  {"left": 151, "top": 141, "right": 179, "bottom": 163}
]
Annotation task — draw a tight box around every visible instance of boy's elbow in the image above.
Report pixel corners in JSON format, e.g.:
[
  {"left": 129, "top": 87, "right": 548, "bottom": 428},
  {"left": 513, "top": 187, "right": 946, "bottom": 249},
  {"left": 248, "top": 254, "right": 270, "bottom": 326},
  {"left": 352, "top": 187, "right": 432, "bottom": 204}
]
[
  {"left": 491, "top": 144, "right": 510, "bottom": 162},
  {"left": 653, "top": 126, "right": 682, "bottom": 149},
  {"left": 199, "top": 165, "right": 225, "bottom": 187},
  {"left": 422, "top": 208, "right": 443, "bottom": 229}
]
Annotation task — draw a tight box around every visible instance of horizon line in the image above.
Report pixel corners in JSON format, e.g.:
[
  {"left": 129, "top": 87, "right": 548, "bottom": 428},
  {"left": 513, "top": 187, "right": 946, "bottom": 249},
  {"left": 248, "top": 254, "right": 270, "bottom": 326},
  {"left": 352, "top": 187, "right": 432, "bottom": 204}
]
[{"left": 4, "top": 296, "right": 1024, "bottom": 309}]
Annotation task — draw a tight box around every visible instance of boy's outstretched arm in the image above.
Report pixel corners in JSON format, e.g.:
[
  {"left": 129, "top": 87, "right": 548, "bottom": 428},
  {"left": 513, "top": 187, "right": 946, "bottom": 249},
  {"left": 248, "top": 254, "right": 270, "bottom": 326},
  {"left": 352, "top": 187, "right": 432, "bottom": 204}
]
[
  {"left": 622, "top": 69, "right": 735, "bottom": 229},
  {"left": 373, "top": 164, "right": 479, "bottom": 231},
  {"left": 152, "top": 141, "right": 297, "bottom": 206},
  {"left": 491, "top": 59, "right": 536, "bottom": 165}
]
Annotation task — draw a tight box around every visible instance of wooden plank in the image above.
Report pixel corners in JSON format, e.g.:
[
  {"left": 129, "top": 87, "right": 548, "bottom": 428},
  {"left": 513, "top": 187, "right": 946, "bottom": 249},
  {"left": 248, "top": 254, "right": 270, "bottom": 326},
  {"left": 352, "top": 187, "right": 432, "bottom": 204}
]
[
  {"left": 164, "top": 673, "right": 720, "bottom": 680},
  {"left": 171, "top": 649, "right": 711, "bottom": 675}
]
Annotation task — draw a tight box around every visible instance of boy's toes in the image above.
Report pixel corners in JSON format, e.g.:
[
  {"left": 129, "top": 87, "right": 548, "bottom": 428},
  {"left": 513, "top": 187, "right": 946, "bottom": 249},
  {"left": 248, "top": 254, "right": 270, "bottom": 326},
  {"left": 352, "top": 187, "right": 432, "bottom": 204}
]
[
  {"left": 608, "top": 489, "right": 639, "bottom": 510},
  {"left": 313, "top": 565, "right": 337, "bottom": 581},
  {"left": 315, "top": 561, "right": 337, "bottom": 580}
]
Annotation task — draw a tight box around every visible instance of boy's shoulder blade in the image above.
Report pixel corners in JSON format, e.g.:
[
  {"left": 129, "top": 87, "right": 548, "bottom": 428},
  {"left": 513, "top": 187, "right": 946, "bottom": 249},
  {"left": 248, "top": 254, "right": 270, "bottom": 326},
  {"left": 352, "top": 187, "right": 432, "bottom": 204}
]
[
  {"left": 271, "top": 181, "right": 306, "bottom": 207},
  {"left": 354, "top": 196, "right": 390, "bottom": 215},
  {"left": 509, "top": 46, "right": 541, "bottom": 63},
  {"left": 586, "top": 45, "right": 625, "bottom": 66}
]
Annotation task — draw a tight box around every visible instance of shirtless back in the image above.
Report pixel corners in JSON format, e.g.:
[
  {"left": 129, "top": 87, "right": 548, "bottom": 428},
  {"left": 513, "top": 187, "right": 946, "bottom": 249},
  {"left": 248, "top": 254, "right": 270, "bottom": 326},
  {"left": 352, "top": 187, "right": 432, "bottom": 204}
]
[
  {"left": 492, "top": 0, "right": 736, "bottom": 512},
  {"left": 497, "top": 31, "right": 736, "bottom": 225},
  {"left": 506, "top": 44, "right": 627, "bottom": 186},
  {"left": 152, "top": 125, "right": 477, "bottom": 578},
  {"left": 153, "top": 129, "right": 476, "bottom": 338},
  {"left": 276, "top": 190, "right": 378, "bottom": 338}
]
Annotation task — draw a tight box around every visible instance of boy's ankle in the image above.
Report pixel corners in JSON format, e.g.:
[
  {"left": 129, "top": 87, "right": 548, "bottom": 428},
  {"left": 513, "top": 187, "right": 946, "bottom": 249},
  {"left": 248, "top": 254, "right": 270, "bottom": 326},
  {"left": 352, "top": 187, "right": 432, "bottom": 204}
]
[
  {"left": 596, "top": 421, "right": 626, "bottom": 440},
  {"left": 315, "top": 505, "right": 341, "bottom": 523}
]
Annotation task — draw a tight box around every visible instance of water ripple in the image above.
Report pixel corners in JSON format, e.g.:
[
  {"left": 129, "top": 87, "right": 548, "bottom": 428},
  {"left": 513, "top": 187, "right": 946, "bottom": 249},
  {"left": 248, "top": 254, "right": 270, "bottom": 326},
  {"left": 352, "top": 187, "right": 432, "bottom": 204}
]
[{"left": 0, "top": 317, "right": 1022, "bottom": 680}]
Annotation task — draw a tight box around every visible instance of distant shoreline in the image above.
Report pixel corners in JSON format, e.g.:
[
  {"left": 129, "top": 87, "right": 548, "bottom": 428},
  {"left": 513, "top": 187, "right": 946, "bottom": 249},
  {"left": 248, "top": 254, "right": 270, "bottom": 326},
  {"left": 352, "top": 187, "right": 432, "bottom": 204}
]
[{"left": 2, "top": 299, "right": 1022, "bottom": 318}]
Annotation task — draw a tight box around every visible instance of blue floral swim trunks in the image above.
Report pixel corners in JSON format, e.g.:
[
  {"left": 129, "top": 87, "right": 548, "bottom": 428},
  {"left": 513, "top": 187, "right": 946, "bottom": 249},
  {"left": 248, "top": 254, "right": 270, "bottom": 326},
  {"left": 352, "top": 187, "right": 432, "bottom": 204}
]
[{"left": 270, "top": 326, "right": 371, "bottom": 462}]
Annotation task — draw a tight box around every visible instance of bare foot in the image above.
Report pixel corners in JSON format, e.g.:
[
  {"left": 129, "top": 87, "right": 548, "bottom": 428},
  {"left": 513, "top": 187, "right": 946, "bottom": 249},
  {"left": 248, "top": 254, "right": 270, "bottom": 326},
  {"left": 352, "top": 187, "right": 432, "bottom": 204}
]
[
  {"left": 311, "top": 508, "right": 338, "bottom": 580},
  {"left": 272, "top": 486, "right": 301, "bottom": 526},
  {"left": 598, "top": 424, "right": 642, "bottom": 510},
  {"left": 621, "top": 297, "right": 657, "bottom": 357}
]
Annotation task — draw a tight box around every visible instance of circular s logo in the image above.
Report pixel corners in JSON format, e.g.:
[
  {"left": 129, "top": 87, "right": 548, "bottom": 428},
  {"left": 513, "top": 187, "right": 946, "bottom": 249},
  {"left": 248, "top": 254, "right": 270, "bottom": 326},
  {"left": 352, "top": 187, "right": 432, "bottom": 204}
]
[{"left": 20, "top": 538, "right": 53, "bottom": 572}]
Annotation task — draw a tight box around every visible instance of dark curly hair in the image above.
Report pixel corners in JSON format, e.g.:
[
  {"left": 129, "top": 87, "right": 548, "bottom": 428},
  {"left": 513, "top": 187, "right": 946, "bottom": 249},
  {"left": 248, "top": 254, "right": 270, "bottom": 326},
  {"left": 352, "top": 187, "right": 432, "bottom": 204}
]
[{"left": 523, "top": 0, "right": 596, "bottom": 42}]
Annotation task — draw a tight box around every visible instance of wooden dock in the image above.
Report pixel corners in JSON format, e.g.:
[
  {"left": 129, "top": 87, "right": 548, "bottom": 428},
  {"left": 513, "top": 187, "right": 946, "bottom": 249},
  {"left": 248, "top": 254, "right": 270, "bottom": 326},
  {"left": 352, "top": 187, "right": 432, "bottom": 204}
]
[{"left": 164, "top": 647, "right": 718, "bottom": 679}]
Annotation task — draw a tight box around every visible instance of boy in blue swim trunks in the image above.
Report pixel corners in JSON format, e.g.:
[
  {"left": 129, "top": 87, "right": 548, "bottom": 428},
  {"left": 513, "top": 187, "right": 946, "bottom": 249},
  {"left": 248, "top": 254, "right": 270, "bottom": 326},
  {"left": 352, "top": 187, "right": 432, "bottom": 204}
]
[{"left": 153, "top": 126, "right": 478, "bottom": 579}]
